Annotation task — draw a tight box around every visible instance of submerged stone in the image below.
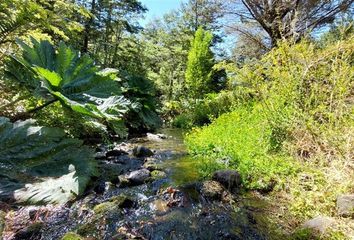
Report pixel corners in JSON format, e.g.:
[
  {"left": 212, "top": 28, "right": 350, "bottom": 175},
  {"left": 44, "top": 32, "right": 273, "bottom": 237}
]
[
  {"left": 94, "top": 151, "right": 106, "bottom": 160},
  {"left": 133, "top": 146, "right": 154, "bottom": 157}
]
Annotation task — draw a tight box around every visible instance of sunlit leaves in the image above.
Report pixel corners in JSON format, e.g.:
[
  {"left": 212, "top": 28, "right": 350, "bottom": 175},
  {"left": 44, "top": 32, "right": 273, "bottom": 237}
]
[{"left": 7, "top": 38, "right": 131, "bottom": 136}]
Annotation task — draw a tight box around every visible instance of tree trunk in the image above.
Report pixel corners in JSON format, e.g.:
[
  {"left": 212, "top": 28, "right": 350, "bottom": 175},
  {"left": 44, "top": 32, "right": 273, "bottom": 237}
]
[{"left": 82, "top": 0, "right": 96, "bottom": 53}]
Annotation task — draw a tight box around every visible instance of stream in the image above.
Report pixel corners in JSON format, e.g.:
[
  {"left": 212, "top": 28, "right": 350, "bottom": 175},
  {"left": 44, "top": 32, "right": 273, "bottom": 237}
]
[{"left": 2, "top": 129, "right": 270, "bottom": 240}]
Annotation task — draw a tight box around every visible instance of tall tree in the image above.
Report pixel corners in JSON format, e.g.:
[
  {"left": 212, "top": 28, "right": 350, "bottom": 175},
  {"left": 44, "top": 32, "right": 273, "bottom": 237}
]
[
  {"left": 142, "top": 11, "right": 191, "bottom": 101},
  {"left": 77, "top": 0, "right": 146, "bottom": 68},
  {"left": 181, "top": 0, "right": 225, "bottom": 31},
  {"left": 185, "top": 27, "right": 214, "bottom": 99},
  {"left": 226, "top": 0, "right": 354, "bottom": 46}
]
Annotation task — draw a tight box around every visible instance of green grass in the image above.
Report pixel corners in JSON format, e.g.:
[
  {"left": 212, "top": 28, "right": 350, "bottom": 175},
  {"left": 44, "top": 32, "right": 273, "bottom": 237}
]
[{"left": 185, "top": 103, "right": 298, "bottom": 190}]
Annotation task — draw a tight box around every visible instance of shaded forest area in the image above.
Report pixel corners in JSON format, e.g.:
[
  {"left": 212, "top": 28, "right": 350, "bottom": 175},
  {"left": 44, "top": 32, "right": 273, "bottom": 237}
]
[{"left": 0, "top": 0, "right": 354, "bottom": 239}]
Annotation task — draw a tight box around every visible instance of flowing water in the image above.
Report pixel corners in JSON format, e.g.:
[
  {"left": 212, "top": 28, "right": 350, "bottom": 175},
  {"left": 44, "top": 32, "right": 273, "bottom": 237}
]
[{"left": 3, "top": 129, "right": 270, "bottom": 240}]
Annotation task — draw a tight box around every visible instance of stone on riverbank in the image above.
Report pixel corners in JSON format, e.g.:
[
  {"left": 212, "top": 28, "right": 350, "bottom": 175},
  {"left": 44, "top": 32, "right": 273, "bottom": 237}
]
[
  {"left": 336, "top": 194, "right": 354, "bottom": 218},
  {"left": 212, "top": 170, "right": 241, "bottom": 191},
  {"left": 302, "top": 216, "right": 335, "bottom": 234},
  {"left": 200, "top": 181, "right": 224, "bottom": 201}
]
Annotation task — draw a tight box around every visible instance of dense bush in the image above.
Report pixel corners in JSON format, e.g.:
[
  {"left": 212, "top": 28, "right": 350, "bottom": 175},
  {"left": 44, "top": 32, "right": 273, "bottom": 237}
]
[
  {"left": 186, "top": 36, "right": 354, "bottom": 190},
  {"left": 172, "top": 90, "right": 252, "bottom": 128},
  {"left": 185, "top": 103, "right": 297, "bottom": 189}
]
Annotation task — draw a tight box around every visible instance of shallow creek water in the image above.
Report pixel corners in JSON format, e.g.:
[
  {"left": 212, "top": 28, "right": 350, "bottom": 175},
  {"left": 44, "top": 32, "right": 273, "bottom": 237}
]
[{"left": 3, "top": 129, "right": 270, "bottom": 240}]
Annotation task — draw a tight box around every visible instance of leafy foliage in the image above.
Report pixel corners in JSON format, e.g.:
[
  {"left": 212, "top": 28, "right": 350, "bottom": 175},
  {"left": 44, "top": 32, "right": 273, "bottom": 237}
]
[
  {"left": 0, "top": 117, "right": 97, "bottom": 204},
  {"left": 185, "top": 36, "right": 354, "bottom": 236},
  {"left": 185, "top": 27, "right": 214, "bottom": 98},
  {"left": 185, "top": 104, "right": 297, "bottom": 189},
  {"left": 6, "top": 38, "right": 131, "bottom": 136},
  {"left": 122, "top": 74, "right": 162, "bottom": 132}
]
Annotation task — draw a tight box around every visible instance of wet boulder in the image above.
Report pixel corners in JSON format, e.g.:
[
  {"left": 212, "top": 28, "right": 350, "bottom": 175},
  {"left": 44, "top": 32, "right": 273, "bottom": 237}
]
[
  {"left": 200, "top": 181, "right": 224, "bottom": 201},
  {"left": 106, "top": 149, "right": 128, "bottom": 159},
  {"left": 212, "top": 170, "right": 241, "bottom": 191},
  {"left": 94, "top": 151, "right": 106, "bottom": 160},
  {"left": 127, "top": 169, "right": 151, "bottom": 185},
  {"left": 133, "top": 146, "right": 154, "bottom": 158},
  {"left": 337, "top": 194, "right": 354, "bottom": 218}
]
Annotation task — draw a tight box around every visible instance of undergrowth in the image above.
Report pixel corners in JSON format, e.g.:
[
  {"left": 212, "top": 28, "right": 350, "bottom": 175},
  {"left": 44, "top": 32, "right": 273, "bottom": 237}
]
[{"left": 185, "top": 36, "right": 354, "bottom": 238}]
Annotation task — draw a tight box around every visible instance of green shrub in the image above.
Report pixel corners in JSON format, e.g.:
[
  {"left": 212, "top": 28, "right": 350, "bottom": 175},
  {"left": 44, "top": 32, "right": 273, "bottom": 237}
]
[
  {"left": 185, "top": 35, "right": 354, "bottom": 191},
  {"left": 185, "top": 103, "right": 297, "bottom": 189},
  {"left": 172, "top": 90, "right": 252, "bottom": 129}
]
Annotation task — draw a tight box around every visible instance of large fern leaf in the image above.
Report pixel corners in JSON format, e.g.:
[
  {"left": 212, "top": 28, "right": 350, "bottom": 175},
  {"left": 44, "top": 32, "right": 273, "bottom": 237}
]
[
  {"left": 6, "top": 38, "right": 131, "bottom": 136},
  {"left": 0, "top": 117, "right": 97, "bottom": 205}
]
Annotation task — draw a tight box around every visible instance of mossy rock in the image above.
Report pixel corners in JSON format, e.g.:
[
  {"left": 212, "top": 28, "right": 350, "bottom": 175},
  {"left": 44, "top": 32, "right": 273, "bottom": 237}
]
[
  {"left": 76, "top": 222, "right": 99, "bottom": 237},
  {"left": 143, "top": 161, "right": 163, "bottom": 171},
  {"left": 150, "top": 170, "right": 167, "bottom": 181},
  {"left": 61, "top": 232, "right": 83, "bottom": 240},
  {"left": 93, "top": 194, "right": 134, "bottom": 215}
]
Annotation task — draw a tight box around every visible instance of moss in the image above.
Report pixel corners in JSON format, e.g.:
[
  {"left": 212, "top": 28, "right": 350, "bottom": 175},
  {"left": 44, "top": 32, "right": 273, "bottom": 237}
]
[
  {"left": 93, "top": 201, "right": 116, "bottom": 215},
  {"left": 76, "top": 222, "right": 98, "bottom": 237},
  {"left": 93, "top": 194, "right": 134, "bottom": 215},
  {"left": 291, "top": 228, "right": 319, "bottom": 240},
  {"left": 150, "top": 170, "right": 167, "bottom": 181},
  {"left": 0, "top": 210, "right": 5, "bottom": 237},
  {"left": 61, "top": 232, "right": 83, "bottom": 240},
  {"left": 143, "top": 161, "right": 163, "bottom": 171}
]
